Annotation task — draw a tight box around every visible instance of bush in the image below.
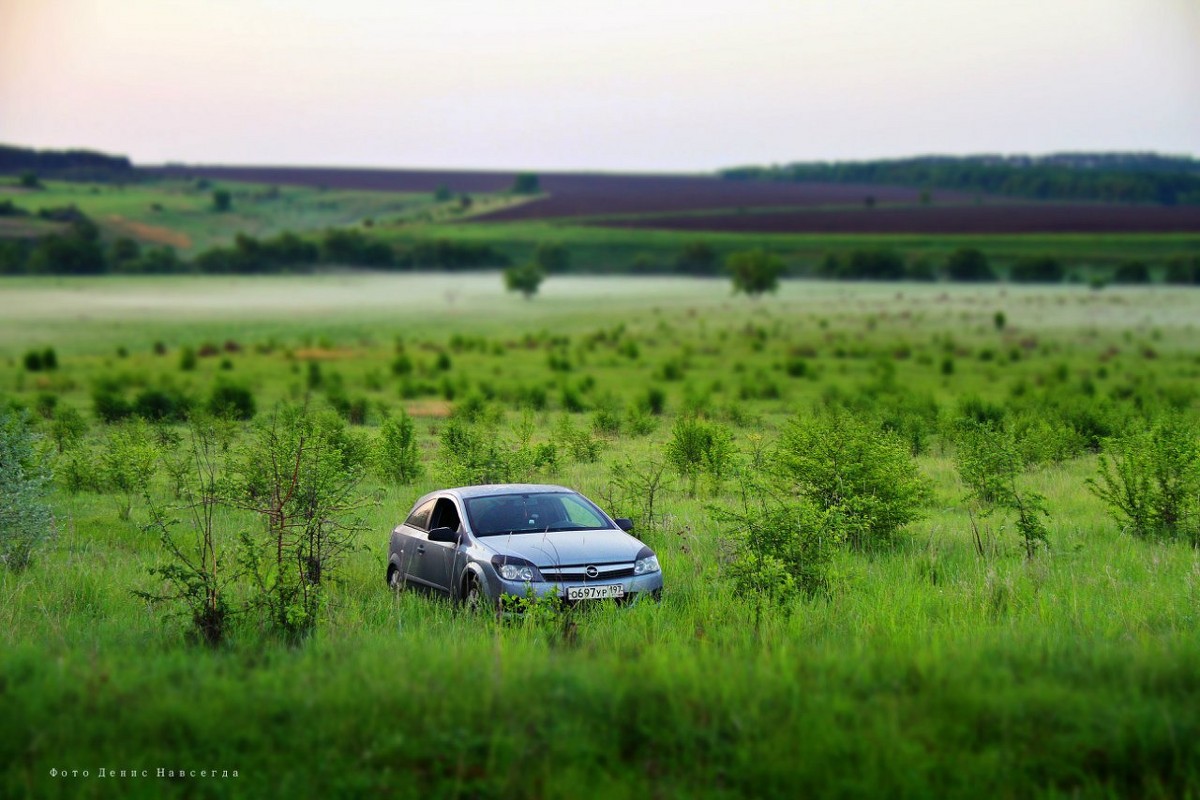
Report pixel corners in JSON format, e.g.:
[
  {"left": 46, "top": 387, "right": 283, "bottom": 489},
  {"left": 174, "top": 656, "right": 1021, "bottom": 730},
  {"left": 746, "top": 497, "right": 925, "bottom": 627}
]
[
  {"left": 1087, "top": 414, "right": 1200, "bottom": 540},
  {"left": 726, "top": 249, "right": 785, "bottom": 296},
  {"left": 716, "top": 497, "right": 845, "bottom": 611},
  {"left": 774, "top": 407, "right": 927, "bottom": 549},
  {"left": 1113, "top": 260, "right": 1150, "bottom": 284},
  {"left": 665, "top": 415, "right": 735, "bottom": 496},
  {"left": 945, "top": 248, "right": 995, "bottom": 282},
  {"left": 374, "top": 411, "right": 422, "bottom": 485},
  {"left": 0, "top": 409, "right": 54, "bottom": 571},
  {"left": 92, "top": 380, "right": 134, "bottom": 423},
  {"left": 1010, "top": 256, "right": 1065, "bottom": 283},
  {"left": 99, "top": 420, "right": 159, "bottom": 521},
  {"left": 954, "top": 422, "right": 1050, "bottom": 558},
  {"left": 208, "top": 383, "right": 256, "bottom": 421}
]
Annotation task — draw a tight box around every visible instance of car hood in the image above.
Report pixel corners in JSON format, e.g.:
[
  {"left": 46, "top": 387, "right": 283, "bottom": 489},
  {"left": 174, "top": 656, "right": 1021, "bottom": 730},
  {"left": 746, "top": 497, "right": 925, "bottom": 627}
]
[{"left": 478, "top": 528, "right": 643, "bottom": 567}]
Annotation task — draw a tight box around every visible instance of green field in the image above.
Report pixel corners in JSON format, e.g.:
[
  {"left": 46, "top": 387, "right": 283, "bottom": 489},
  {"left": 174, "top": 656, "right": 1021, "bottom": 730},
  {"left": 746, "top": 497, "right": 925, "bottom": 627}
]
[{"left": 3, "top": 275, "right": 1200, "bottom": 798}]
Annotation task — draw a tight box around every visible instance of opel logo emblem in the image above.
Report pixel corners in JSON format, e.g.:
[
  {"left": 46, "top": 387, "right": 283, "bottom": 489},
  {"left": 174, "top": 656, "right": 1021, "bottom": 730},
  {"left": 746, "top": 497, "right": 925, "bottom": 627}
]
[{"left": 585, "top": 565, "right": 599, "bottom": 578}]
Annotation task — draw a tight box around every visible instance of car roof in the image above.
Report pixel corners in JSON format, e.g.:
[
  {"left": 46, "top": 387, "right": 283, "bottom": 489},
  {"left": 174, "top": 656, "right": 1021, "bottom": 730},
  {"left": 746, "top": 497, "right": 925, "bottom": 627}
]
[{"left": 410, "top": 483, "right": 575, "bottom": 508}]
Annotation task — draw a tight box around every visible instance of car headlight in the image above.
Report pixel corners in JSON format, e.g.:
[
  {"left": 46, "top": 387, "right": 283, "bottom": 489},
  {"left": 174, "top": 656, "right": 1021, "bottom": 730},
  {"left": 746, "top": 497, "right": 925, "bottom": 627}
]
[
  {"left": 492, "top": 555, "right": 542, "bottom": 582},
  {"left": 633, "top": 546, "right": 660, "bottom": 576}
]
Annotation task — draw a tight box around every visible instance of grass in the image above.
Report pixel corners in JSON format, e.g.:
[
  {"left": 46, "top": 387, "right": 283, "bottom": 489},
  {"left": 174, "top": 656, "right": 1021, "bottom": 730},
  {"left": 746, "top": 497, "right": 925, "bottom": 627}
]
[{"left": 2, "top": 275, "right": 1200, "bottom": 797}]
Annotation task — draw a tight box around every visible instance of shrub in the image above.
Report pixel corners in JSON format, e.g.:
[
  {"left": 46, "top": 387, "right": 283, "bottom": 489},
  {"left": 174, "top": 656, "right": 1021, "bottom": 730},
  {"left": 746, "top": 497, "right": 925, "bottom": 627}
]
[
  {"left": 0, "top": 409, "right": 54, "bottom": 571},
  {"left": 945, "top": 248, "right": 995, "bottom": 282},
  {"left": 954, "top": 422, "right": 1050, "bottom": 559},
  {"left": 774, "top": 407, "right": 927, "bottom": 549},
  {"left": 234, "top": 406, "right": 373, "bottom": 640},
  {"left": 1087, "top": 414, "right": 1200, "bottom": 540},
  {"left": 99, "top": 420, "right": 159, "bottom": 521},
  {"left": 1010, "top": 256, "right": 1065, "bottom": 283},
  {"left": 665, "top": 415, "right": 736, "bottom": 496},
  {"left": 22, "top": 350, "right": 43, "bottom": 372},
  {"left": 208, "top": 383, "right": 256, "bottom": 421},
  {"left": 1113, "top": 260, "right": 1150, "bottom": 284},
  {"left": 374, "top": 411, "right": 422, "bottom": 485},
  {"left": 133, "top": 387, "right": 190, "bottom": 422},
  {"left": 179, "top": 346, "right": 197, "bottom": 371},
  {"left": 92, "top": 380, "right": 134, "bottom": 423},
  {"left": 726, "top": 249, "right": 785, "bottom": 297},
  {"left": 712, "top": 490, "right": 845, "bottom": 627}
]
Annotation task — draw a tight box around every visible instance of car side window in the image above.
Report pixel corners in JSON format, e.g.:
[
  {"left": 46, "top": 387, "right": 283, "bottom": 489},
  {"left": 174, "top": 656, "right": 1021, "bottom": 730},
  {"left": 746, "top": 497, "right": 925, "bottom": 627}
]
[
  {"left": 429, "top": 498, "right": 462, "bottom": 532},
  {"left": 405, "top": 499, "right": 435, "bottom": 531}
]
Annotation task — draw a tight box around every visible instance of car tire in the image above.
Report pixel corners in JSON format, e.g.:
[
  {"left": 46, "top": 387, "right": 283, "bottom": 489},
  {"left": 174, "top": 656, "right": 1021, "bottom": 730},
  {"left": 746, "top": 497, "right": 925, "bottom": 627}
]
[
  {"left": 462, "top": 574, "right": 483, "bottom": 612},
  {"left": 387, "top": 565, "right": 405, "bottom": 592}
]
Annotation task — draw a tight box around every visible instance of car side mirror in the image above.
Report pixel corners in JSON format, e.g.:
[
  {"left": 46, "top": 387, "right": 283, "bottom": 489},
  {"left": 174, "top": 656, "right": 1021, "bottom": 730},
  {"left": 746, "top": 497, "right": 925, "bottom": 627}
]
[
  {"left": 615, "top": 518, "right": 634, "bottom": 532},
  {"left": 427, "top": 526, "right": 460, "bottom": 544}
]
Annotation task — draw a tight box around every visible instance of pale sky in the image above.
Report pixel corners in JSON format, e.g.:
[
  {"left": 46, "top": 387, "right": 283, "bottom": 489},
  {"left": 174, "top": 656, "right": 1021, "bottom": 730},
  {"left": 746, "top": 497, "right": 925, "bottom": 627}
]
[{"left": 1, "top": 0, "right": 1197, "bottom": 171}]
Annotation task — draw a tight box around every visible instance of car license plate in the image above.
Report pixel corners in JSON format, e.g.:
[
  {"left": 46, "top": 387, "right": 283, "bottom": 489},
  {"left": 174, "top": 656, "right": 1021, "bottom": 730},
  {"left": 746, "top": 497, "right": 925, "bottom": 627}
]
[{"left": 567, "top": 584, "right": 625, "bottom": 601}]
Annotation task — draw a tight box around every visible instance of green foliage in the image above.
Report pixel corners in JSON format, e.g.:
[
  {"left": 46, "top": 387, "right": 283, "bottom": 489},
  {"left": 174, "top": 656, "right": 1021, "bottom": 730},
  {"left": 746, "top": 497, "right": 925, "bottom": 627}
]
[
  {"left": 1087, "top": 415, "right": 1200, "bottom": 541},
  {"left": 945, "top": 247, "right": 995, "bottom": 282},
  {"left": 819, "top": 248, "right": 905, "bottom": 280},
  {"left": 1010, "top": 255, "right": 1065, "bottom": 283},
  {"left": 438, "top": 415, "right": 551, "bottom": 485},
  {"left": 373, "top": 411, "right": 422, "bottom": 485},
  {"left": 233, "top": 406, "right": 373, "bottom": 640},
  {"left": 0, "top": 408, "right": 54, "bottom": 570},
  {"left": 503, "top": 261, "right": 546, "bottom": 299},
  {"left": 533, "top": 242, "right": 570, "bottom": 273},
  {"left": 774, "top": 407, "right": 927, "bottom": 549},
  {"left": 665, "top": 415, "right": 735, "bottom": 496},
  {"left": 511, "top": 172, "right": 541, "bottom": 194},
  {"left": 1113, "top": 260, "right": 1150, "bottom": 284},
  {"left": 955, "top": 423, "right": 1051, "bottom": 558},
  {"left": 208, "top": 382, "right": 256, "bottom": 421},
  {"left": 726, "top": 249, "right": 784, "bottom": 297},
  {"left": 99, "top": 420, "right": 159, "bottom": 521},
  {"left": 713, "top": 485, "right": 845, "bottom": 618},
  {"left": 211, "top": 189, "right": 232, "bottom": 212},
  {"left": 675, "top": 241, "right": 718, "bottom": 276},
  {"left": 135, "top": 421, "right": 238, "bottom": 646}
]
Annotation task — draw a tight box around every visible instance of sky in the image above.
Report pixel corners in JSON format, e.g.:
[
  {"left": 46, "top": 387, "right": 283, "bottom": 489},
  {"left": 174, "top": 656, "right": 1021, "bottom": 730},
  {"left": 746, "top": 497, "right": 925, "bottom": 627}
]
[{"left": 1, "top": 0, "right": 1197, "bottom": 172}]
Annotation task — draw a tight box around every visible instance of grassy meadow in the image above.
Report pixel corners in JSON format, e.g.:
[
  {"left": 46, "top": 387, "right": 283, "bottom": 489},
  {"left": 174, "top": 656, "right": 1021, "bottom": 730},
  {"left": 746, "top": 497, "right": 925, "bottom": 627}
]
[{"left": 2, "top": 274, "right": 1200, "bottom": 798}]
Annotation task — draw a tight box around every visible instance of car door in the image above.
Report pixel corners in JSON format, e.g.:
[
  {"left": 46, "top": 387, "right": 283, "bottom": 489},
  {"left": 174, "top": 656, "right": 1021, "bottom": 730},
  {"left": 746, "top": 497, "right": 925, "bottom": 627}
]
[
  {"left": 415, "top": 496, "right": 464, "bottom": 594},
  {"left": 393, "top": 498, "right": 434, "bottom": 589}
]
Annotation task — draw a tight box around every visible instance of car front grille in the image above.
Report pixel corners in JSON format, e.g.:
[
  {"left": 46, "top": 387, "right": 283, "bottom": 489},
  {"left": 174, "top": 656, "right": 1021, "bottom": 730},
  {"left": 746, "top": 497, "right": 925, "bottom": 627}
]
[{"left": 540, "top": 565, "right": 635, "bottom": 582}]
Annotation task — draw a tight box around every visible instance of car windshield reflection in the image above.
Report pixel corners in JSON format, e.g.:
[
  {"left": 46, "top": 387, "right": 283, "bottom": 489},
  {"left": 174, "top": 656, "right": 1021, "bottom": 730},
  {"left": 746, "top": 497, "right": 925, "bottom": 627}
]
[{"left": 465, "top": 492, "right": 610, "bottom": 537}]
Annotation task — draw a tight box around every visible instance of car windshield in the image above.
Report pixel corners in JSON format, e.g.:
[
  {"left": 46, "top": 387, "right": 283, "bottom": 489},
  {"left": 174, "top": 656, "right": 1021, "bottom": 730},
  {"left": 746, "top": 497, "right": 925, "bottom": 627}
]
[{"left": 465, "top": 492, "right": 611, "bottom": 536}]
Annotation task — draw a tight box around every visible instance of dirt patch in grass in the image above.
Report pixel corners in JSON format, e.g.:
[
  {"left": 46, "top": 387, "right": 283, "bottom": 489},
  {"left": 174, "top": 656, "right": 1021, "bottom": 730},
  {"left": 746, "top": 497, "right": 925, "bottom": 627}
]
[
  {"left": 106, "top": 215, "right": 192, "bottom": 248},
  {"left": 404, "top": 399, "right": 453, "bottom": 417}
]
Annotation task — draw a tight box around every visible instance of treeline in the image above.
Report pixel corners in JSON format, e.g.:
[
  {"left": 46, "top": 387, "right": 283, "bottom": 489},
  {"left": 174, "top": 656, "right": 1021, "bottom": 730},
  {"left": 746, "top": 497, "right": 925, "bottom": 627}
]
[
  {"left": 0, "top": 210, "right": 510, "bottom": 276},
  {"left": 721, "top": 153, "right": 1200, "bottom": 205},
  {"left": 816, "top": 246, "right": 1200, "bottom": 285},
  {"left": 0, "top": 144, "right": 134, "bottom": 182}
]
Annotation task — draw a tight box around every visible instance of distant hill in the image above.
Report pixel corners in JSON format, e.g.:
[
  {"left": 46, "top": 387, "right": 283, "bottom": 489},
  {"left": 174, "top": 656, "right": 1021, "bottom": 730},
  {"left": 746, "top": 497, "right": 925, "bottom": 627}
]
[
  {"left": 0, "top": 144, "right": 134, "bottom": 182},
  {"left": 721, "top": 153, "right": 1200, "bottom": 206}
]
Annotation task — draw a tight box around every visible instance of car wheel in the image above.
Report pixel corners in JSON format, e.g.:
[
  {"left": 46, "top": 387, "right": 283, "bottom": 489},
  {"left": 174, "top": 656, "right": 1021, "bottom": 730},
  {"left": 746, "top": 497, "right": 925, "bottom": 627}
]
[
  {"left": 387, "top": 565, "right": 405, "bottom": 592},
  {"left": 463, "top": 574, "right": 484, "bottom": 612}
]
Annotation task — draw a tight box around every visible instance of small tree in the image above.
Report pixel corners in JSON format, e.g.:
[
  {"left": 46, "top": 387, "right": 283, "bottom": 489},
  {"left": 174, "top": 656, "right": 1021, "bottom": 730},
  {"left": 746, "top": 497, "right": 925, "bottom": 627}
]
[
  {"left": 774, "top": 407, "right": 927, "bottom": 549},
  {"left": 945, "top": 247, "right": 995, "bottom": 282},
  {"left": 511, "top": 173, "right": 540, "bottom": 194},
  {"left": 374, "top": 410, "right": 422, "bottom": 485},
  {"left": 955, "top": 422, "right": 1050, "bottom": 559},
  {"left": 211, "top": 189, "right": 232, "bottom": 213},
  {"left": 533, "top": 242, "right": 570, "bottom": 273},
  {"left": 504, "top": 262, "right": 545, "bottom": 299},
  {"left": 19, "top": 172, "right": 41, "bottom": 189},
  {"left": 0, "top": 409, "right": 54, "bottom": 571},
  {"left": 99, "top": 420, "right": 159, "bottom": 521},
  {"left": 726, "top": 249, "right": 785, "bottom": 297},
  {"left": 665, "top": 415, "right": 735, "bottom": 496},
  {"left": 1087, "top": 415, "right": 1200, "bottom": 541},
  {"left": 235, "top": 406, "right": 373, "bottom": 640},
  {"left": 136, "top": 420, "right": 239, "bottom": 647}
]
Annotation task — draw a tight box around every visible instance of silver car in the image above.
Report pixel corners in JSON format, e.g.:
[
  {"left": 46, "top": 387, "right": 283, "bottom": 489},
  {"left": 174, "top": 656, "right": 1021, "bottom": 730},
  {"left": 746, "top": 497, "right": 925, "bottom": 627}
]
[{"left": 386, "top": 483, "right": 663, "bottom": 607}]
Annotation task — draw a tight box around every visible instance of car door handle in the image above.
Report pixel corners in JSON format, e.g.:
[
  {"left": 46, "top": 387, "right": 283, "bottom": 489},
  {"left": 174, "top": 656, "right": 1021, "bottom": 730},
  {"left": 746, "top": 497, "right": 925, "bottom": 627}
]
[{"left": 416, "top": 544, "right": 425, "bottom": 554}]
